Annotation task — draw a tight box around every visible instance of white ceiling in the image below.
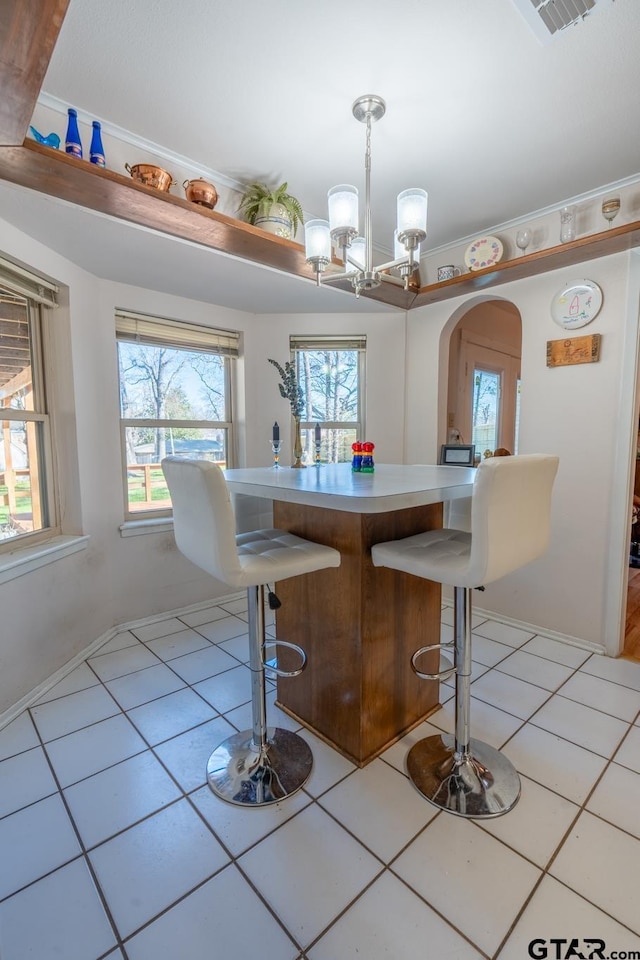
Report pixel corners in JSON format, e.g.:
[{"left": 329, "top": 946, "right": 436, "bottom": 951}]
[{"left": 2, "top": 0, "right": 640, "bottom": 313}]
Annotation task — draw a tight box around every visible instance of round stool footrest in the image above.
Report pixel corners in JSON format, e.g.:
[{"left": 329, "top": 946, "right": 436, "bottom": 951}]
[
  {"left": 263, "top": 640, "right": 307, "bottom": 678},
  {"left": 411, "top": 643, "right": 456, "bottom": 682}
]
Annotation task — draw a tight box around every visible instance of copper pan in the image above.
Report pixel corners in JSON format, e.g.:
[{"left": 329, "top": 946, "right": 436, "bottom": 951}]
[{"left": 125, "top": 163, "right": 175, "bottom": 192}]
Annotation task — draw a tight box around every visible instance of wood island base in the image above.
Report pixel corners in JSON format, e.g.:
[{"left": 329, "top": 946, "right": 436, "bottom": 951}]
[{"left": 273, "top": 499, "right": 443, "bottom": 766}]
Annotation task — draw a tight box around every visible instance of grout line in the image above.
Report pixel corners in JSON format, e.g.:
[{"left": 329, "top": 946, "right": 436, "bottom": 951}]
[
  {"left": 2, "top": 605, "right": 640, "bottom": 955},
  {"left": 17, "top": 710, "right": 130, "bottom": 956}
]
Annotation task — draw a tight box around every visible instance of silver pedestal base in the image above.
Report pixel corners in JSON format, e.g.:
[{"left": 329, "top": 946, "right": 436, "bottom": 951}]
[
  {"left": 407, "top": 733, "right": 521, "bottom": 818},
  {"left": 206, "top": 727, "right": 313, "bottom": 806}
]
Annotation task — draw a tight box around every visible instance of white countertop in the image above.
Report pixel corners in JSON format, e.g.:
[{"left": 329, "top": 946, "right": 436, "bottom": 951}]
[{"left": 224, "top": 462, "right": 475, "bottom": 514}]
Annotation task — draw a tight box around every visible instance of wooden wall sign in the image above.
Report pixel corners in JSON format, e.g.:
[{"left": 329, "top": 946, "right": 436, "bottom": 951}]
[{"left": 546, "top": 333, "right": 601, "bottom": 367}]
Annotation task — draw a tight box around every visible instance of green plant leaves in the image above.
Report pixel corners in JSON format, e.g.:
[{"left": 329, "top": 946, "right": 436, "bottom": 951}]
[
  {"left": 239, "top": 181, "right": 303, "bottom": 232},
  {"left": 268, "top": 357, "right": 304, "bottom": 418}
]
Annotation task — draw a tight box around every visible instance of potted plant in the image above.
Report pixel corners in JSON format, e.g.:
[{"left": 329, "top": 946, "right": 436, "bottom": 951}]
[
  {"left": 268, "top": 357, "right": 305, "bottom": 467},
  {"left": 239, "top": 181, "right": 303, "bottom": 240}
]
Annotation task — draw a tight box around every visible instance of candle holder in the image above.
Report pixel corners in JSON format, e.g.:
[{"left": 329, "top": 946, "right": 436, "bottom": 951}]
[
  {"left": 270, "top": 440, "right": 282, "bottom": 468},
  {"left": 314, "top": 441, "right": 322, "bottom": 466}
]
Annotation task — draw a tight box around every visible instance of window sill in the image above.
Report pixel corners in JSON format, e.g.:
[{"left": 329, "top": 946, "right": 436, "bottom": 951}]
[
  {"left": 0, "top": 534, "right": 90, "bottom": 585},
  {"left": 119, "top": 517, "right": 174, "bottom": 538}
]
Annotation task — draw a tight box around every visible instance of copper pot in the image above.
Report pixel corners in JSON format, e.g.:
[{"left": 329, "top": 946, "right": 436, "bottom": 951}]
[
  {"left": 183, "top": 178, "right": 218, "bottom": 209},
  {"left": 125, "top": 162, "right": 175, "bottom": 192}
]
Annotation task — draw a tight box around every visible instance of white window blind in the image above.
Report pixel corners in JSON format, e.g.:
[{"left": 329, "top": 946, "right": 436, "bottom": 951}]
[
  {"left": 115, "top": 310, "right": 240, "bottom": 357},
  {"left": 0, "top": 256, "right": 59, "bottom": 308},
  {"left": 290, "top": 334, "right": 366, "bottom": 352}
]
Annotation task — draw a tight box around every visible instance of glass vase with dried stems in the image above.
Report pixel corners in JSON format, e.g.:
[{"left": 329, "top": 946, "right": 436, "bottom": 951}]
[{"left": 268, "top": 358, "right": 305, "bottom": 467}]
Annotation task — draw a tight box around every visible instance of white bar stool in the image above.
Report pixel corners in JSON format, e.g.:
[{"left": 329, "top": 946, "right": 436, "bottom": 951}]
[
  {"left": 162, "top": 457, "right": 341, "bottom": 807},
  {"left": 372, "top": 454, "right": 558, "bottom": 818}
]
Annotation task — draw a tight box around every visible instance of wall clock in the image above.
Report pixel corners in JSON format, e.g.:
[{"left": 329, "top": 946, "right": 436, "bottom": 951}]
[{"left": 550, "top": 278, "right": 603, "bottom": 330}]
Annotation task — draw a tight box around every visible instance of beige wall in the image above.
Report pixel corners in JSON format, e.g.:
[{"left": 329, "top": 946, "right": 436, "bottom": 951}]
[
  {"left": 2, "top": 210, "right": 639, "bottom": 715},
  {"left": 406, "top": 252, "right": 635, "bottom": 650},
  {"left": 0, "top": 218, "right": 407, "bottom": 714}
]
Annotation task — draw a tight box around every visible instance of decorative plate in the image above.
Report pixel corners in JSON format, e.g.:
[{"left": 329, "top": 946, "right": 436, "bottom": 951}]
[
  {"left": 550, "top": 279, "right": 603, "bottom": 329},
  {"left": 464, "top": 236, "right": 503, "bottom": 271}
]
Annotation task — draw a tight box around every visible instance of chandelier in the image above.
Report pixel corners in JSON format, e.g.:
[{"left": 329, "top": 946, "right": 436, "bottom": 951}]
[{"left": 304, "top": 95, "right": 427, "bottom": 298}]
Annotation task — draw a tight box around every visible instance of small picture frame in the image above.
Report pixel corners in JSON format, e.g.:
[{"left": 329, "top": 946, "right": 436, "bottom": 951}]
[{"left": 439, "top": 444, "right": 476, "bottom": 467}]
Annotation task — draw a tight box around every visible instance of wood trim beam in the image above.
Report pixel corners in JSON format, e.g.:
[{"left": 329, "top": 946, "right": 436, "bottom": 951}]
[
  {"left": 0, "top": 0, "right": 71, "bottom": 145},
  {"left": 0, "top": 3, "right": 637, "bottom": 312},
  {"left": 0, "top": 141, "right": 415, "bottom": 309},
  {"left": 412, "top": 220, "right": 640, "bottom": 308}
]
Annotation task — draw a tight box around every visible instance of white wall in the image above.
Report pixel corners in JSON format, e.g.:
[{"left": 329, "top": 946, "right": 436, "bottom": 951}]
[
  {"left": 3, "top": 205, "right": 637, "bottom": 713},
  {"left": 0, "top": 219, "right": 407, "bottom": 713},
  {"left": 407, "top": 251, "right": 634, "bottom": 649}
]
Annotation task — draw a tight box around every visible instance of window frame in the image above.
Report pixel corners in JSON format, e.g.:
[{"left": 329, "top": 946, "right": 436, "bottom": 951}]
[
  {"left": 116, "top": 312, "right": 238, "bottom": 521},
  {"left": 290, "top": 335, "right": 366, "bottom": 463},
  {"left": 458, "top": 332, "right": 520, "bottom": 456},
  {"left": 0, "top": 289, "right": 58, "bottom": 553}
]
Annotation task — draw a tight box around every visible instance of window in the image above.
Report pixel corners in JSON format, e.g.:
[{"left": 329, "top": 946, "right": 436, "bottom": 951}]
[
  {"left": 459, "top": 334, "right": 520, "bottom": 458},
  {"left": 0, "top": 258, "right": 59, "bottom": 550},
  {"left": 291, "top": 335, "right": 366, "bottom": 463},
  {"left": 472, "top": 366, "right": 501, "bottom": 454},
  {"left": 116, "top": 311, "right": 239, "bottom": 518}
]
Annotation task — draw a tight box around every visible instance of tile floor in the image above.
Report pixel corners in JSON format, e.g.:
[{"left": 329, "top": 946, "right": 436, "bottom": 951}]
[{"left": 1, "top": 598, "right": 640, "bottom": 959}]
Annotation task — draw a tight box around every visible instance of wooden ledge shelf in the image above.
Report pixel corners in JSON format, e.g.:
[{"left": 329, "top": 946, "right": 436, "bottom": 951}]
[
  {"left": 0, "top": 139, "right": 316, "bottom": 276},
  {"left": 1, "top": 4, "right": 639, "bottom": 312},
  {"left": 412, "top": 220, "right": 640, "bottom": 308},
  {"left": 1, "top": 140, "right": 640, "bottom": 310},
  {"left": 0, "top": 140, "right": 415, "bottom": 309}
]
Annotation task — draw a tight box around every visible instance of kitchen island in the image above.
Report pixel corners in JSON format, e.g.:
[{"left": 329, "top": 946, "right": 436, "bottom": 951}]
[{"left": 225, "top": 463, "right": 475, "bottom": 765}]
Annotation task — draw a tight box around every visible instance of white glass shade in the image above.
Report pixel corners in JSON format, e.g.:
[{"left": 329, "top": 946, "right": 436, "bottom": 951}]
[
  {"left": 394, "top": 230, "right": 421, "bottom": 262},
  {"left": 305, "top": 219, "right": 331, "bottom": 263},
  {"left": 328, "top": 184, "right": 359, "bottom": 234},
  {"left": 397, "top": 188, "right": 428, "bottom": 236},
  {"left": 347, "top": 236, "right": 366, "bottom": 272}
]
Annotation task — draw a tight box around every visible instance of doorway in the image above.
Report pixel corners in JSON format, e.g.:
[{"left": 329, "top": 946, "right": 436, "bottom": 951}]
[
  {"left": 447, "top": 302, "right": 522, "bottom": 459},
  {"left": 624, "top": 430, "right": 640, "bottom": 660}
]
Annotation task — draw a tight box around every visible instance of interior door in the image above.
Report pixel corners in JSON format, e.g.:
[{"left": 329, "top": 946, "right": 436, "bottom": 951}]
[{"left": 459, "top": 339, "right": 520, "bottom": 455}]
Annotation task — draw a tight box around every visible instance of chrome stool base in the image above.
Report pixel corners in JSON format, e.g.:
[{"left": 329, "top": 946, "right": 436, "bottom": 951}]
[
  {"left": 206, "top": 727, "right": 313, "bottom": 806},
  {"left": 407, "top": 733, "right": 521, "bottom": 819}
]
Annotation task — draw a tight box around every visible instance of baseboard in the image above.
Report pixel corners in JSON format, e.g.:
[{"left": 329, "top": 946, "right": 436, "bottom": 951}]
[
  {"left": 115, "top": 591, "right": 246, "bottom": 633},
  {"left": 0, "top": 590, "right": 246, "bottom": 732},
  {"left": 440, "top": 598, "right": 605, "bottom": 656},
  {"left": 0, "top": 625, "right": 120, "bottom": 731}
]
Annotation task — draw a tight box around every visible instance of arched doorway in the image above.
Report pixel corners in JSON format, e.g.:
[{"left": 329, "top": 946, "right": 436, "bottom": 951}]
[{"left": 444, "top": 299, "right": 522, "bottom": 460}]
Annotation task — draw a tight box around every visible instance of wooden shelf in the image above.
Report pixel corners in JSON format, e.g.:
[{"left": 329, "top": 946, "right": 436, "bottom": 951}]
[
  {"left": 0, "top": 140, "right": 415, "bottom": 310},
  {"left": 1, "top": 3, "right": 639, "bottom": 312},
  {"left": 1, "top": 141, "right": 639, "bottom": 311},
  {"left": 412, "top": 220, "right": 640, "bottom": 308}
]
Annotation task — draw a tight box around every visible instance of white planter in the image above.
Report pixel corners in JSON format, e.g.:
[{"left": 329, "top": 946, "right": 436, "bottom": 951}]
[{"left": 254, "top": 202, "right": 293, "bottom": 240}]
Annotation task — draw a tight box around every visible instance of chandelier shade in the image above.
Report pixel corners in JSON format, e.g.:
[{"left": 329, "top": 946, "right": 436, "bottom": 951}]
[
  {"left": 348, "top": 236, "right": 367, "bottom": 272},
  {"left": 305, "top": 95, "right": 427, "bottom": 297},
  {"left": 397, "top": 189, "right": 428, "bottom": 244},
  {"left": 304, "top": 219, "right": 331, "bottom": 266},
  {"left": 328, "top": 185, "right": 359, "bottom": 239}
]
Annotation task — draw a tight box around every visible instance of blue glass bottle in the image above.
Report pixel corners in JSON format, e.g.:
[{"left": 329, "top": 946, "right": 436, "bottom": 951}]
[
  {"left": 65, "top": 108, "right": 82, "bottom": 159},
  {"left": 89, "top": 121, "right": 105, "bottom": 167}
]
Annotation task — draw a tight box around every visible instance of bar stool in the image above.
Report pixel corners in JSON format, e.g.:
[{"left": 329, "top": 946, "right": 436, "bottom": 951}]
[
  {"left": 372, "top": 454, "right": 558, "bottom": 818},
  {"left": 162, "top": 457, "right": 341, "bottom": 807}
]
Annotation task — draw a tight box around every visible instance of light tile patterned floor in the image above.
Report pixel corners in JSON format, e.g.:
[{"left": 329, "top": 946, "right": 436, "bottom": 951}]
[{"left": 1, "top": 601, "right": 640, "bottom": 959}]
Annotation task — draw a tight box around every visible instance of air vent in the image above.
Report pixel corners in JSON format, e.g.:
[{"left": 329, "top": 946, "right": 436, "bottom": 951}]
[{"left": 512, "top": 0, "right": 614, "bottom": 41}]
